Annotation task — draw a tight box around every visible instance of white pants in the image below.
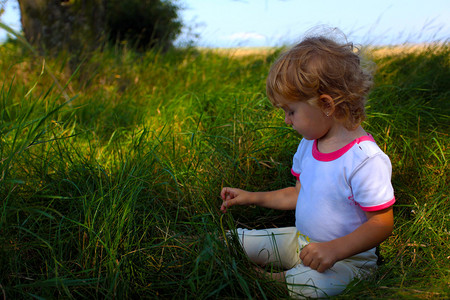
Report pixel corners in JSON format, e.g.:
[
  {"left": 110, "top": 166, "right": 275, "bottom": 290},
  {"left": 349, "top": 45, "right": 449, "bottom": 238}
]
[{"left": 233, "top": 227, "right": 377, "bottom": 298}]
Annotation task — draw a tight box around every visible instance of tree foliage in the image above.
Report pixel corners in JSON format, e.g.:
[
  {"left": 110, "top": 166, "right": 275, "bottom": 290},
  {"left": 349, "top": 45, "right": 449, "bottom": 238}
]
[
  {"left": 16, "top": 0, "right": 182, "bottom": 54},
  {"left": 106, "top": 0, "right": 182, "bottom": 50},
  {"left": 0, "top": 0, "right": 6, "bottom": 17}
]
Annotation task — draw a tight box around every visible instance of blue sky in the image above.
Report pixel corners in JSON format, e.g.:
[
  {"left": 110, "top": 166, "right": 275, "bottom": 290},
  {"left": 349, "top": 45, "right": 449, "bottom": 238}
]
[
  {"left": 176, "top": 0, "right": 449, "bottom": 47},
  {"left": 1, "top": 0, "right": 449, "bottom": 47}
]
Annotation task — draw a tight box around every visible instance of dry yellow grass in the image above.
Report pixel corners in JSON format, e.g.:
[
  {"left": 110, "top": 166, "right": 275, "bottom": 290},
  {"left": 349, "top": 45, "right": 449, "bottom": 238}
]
[
  {"left": 368, "top": 43, "right": 445, "bottom": 58},
  {"left": 200, "top": 43, "right": 446, "bottom": 59},
  {"left": 198, "top": 47, "right": 277, "bottom": 58}
]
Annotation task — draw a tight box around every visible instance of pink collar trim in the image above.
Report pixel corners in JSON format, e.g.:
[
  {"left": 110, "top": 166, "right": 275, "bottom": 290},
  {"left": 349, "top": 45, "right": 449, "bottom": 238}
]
[{"left": 312, "top": 134, "right": 375, "bottom": 162}]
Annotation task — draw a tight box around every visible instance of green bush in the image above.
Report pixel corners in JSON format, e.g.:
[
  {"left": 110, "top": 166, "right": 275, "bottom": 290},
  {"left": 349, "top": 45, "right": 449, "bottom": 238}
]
[
  {"left": 106, "top": 0, "right": 182, "bottom": 50},
  {"left": 16, "top": 0, "right": 182, "bottom": 55}
]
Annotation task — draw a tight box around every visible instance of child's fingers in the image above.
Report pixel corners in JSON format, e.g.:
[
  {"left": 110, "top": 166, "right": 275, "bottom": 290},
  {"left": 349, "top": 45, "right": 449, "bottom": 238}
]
[
  {"left": 220, "top": 188, "right": 227, "bottom": 200},
  {"left": 300, "top": 243, "right": 334, "bottom": 273},
  {"left": 220, "top": 188, "right": 232, "bottom": 213},
  {"left": 220, "top": 187, "right": 232, "bottom": 200},
  {"left": 219, "top": 188, "right": 245, "bottom": 213},
  {"left": 221, "top": 187, "right": 238, "bottom": 201},
  {"left": 221, "top": 197, "right": 239, "bottom": 212},
  {"left": 300, "top": 247, "right": 309, "bottom": 264},
  {"left": 220, "top": 199, "right": 234, "bottom": 213},
  {"left": 220, "top": 203, "right": 227, "bottom": 213}
]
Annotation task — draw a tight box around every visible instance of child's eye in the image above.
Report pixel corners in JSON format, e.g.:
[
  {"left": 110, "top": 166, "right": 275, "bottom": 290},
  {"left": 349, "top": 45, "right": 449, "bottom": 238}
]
[{"left": 282, "top": 108, "right": 294, "bottom": 116}]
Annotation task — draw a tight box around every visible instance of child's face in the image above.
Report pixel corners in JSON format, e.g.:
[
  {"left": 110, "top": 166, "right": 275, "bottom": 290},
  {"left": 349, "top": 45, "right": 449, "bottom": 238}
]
[{"left": 280, "top": 99, "right": 331, "bottom": 140}]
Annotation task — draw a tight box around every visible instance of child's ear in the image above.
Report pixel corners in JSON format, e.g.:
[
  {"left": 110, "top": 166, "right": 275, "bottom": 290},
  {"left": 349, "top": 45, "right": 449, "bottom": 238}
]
[{"left": 319, "top": 94, "right": 335, "bottom": 117}]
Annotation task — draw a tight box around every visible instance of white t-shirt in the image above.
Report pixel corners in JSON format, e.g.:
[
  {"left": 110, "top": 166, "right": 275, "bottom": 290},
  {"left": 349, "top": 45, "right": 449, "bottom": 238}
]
[{"left": 291, "top": 135, "right": 395, "bottom": 242}]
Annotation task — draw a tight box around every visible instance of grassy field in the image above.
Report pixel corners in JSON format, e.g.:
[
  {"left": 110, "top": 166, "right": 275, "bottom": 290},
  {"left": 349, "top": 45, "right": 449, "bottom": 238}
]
[{"left": 0, "top": 39, "right": 448, "bottom": 299}]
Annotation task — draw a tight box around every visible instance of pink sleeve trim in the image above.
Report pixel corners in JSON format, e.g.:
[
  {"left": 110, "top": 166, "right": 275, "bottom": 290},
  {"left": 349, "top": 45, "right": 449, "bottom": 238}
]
[
  {"left": 360, "top": 197, "right": 396, "bottom": 212},
  {"left": 291, "top": 168, "right": 300, "bottom": 181}
]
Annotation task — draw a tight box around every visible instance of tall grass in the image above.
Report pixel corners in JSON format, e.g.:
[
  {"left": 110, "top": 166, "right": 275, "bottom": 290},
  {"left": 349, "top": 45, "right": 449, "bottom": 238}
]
[{"left": 0, "top": 39, "right": 448, "bottom": 299}]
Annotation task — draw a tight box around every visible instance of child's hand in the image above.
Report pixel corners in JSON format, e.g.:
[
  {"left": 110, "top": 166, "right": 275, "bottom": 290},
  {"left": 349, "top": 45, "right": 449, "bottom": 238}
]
[
  {"left": 300, "top": 242, "right": 339, "bottom": 273},
  {"left": 220, "top": 187, "right": 252, "bottom": 213}
]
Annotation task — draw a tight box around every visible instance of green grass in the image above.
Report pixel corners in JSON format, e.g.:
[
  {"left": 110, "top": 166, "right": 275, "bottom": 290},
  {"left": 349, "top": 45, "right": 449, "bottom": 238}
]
[{"left": 0, "top": 38, "right": 448, "bottom": 299}]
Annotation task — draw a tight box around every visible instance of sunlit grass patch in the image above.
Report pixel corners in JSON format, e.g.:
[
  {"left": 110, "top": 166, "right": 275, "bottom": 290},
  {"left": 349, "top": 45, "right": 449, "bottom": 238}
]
[{"left": 0, "top": 40, "right": 448, "bottom": 298}]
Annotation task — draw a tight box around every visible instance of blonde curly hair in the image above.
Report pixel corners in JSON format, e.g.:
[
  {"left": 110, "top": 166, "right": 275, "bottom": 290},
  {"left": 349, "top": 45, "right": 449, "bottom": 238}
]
[{"left": 266, "top": 36, "right": 374, "bottom": 130}]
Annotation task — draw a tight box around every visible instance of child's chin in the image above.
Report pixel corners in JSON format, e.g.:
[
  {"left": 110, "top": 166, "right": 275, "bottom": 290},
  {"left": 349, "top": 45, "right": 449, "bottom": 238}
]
[{"left": 301, "top": 135, "right": 314, "bottom": 140}]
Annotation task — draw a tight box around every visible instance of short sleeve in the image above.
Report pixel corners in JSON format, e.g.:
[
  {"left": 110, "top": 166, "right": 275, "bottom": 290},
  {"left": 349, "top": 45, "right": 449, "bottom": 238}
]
[
  {"left": 291, "top": 139, "right": 306, "bottom": 181},
  {"left": 350, "top": 153, "right": 395, "bottom": 211}
]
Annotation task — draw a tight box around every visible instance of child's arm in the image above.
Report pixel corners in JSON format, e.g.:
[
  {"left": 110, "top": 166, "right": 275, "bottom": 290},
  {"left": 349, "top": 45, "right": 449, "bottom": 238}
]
[
  {"left": 300, "top": 206, "right": 394, "bottom": 273},
  {"left": 220, "top": 180, "right": 300, "bottom": 212}
]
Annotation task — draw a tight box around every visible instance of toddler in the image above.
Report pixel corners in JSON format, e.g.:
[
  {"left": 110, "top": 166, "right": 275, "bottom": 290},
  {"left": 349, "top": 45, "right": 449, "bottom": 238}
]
[{"left": 220, "top": 33, "right": 395, "bottom": 298}]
